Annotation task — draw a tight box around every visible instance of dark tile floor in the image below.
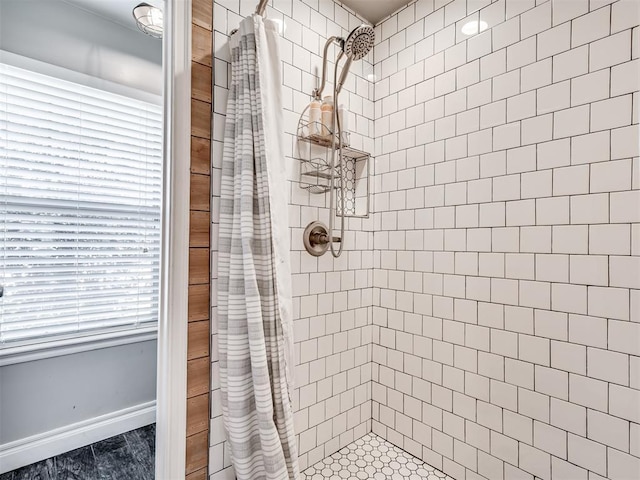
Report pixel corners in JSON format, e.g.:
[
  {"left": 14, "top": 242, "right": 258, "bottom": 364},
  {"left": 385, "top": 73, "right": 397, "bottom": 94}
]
[{"left": 0, "top": 424, "right": 155, "bottom": 480}]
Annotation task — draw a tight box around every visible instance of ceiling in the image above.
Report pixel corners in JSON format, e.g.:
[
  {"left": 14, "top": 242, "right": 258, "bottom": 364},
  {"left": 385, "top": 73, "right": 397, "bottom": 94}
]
[
  {"left": 341, "top": 0, "right": 412, "bottom": 25},
  {"left": 61, "top": 0, "right": 163, "bottom": 32}
]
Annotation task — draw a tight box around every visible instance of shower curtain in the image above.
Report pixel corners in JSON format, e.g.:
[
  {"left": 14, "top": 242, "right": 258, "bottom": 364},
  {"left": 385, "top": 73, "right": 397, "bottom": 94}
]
[{"left": 218, "top": 14, "right": 299, "bottom": 480}]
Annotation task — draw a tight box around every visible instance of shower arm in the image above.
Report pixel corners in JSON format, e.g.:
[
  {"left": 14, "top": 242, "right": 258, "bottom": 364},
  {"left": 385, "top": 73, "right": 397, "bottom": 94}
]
[{"left": 312, "top": 36, "right": 343, "bottom": 100}]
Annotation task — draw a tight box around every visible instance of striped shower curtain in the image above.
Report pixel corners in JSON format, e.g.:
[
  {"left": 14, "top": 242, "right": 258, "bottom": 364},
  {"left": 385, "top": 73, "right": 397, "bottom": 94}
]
[{"left": 217, "top": 14, "right": 299, "bottom": 480}]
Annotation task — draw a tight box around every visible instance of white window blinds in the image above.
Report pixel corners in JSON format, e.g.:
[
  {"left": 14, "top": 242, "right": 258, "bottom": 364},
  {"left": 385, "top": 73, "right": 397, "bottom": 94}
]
[{"left": 0, "top": 62, "right": 163, "bottom": 346}]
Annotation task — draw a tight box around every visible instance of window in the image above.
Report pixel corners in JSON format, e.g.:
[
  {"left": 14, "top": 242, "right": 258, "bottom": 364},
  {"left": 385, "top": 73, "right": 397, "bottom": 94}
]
[{"left": 0, "top": 59, "right": 163, "bottom": 349}]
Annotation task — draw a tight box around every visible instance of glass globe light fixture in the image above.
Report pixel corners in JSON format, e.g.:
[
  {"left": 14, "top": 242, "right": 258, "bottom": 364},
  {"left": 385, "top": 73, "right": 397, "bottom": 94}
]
[{"left": 133, "top": 3, "right": 163, "bottom": 39}]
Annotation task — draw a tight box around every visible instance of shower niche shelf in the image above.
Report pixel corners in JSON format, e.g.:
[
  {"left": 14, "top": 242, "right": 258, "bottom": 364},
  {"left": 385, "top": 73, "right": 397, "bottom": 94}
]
[{"left": 297, "top": 116, "right": 370, "bottom": 218}]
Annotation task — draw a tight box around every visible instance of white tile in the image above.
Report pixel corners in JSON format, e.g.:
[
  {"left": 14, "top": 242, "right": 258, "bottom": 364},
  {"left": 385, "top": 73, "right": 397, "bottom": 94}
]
[
  {"left": 568, "top": 433, "right": 607, "bottom": 476},
  {"left": 610, "top": 384, "right": 640, "bottom": 423},
  {"left": 521, "top": 1, "right": 552, "bottom": 39},
  {"left": 610, "top": 255, "right": 640, "bottom": 289},
  {"left": 588, "top": 286, "right": 629, "bottom": 320},
  {"left": 591, "top": 159, "right": 633, "bottom": 193},
  {"left": 571, "top": 131, "right": 610, "bottom": 165},
  {"left": 551, "top": 398, "right": 586, "bottom": 436},
  {"left": 493, "top": 70, "right": 521, "bottom": 101},
  {"left": 608, "top": 449, "right": 640, "bottom": 480},
  {"left": 507, "top": 37, "right": 537, "bottom": 71},
  {"left": 571, "top": 69, "right": 610, "bottom": 106},
  {"left": 611, "top": 124, "right": 640, "bottom": 159},
  {"left": 536, "top": 254, "right": 569, "bottom": 282},
  {"left": 480, "top": 49, "right": 506, "bottom": 81},
  {"left": 553, "top": 0, "right": 589, "bottom": 25},
  {"left": 587, "top": 347, "right": 629, "bottom": 385},
  {"left": 612, "top": 0, "right": 640, "bottom": 33},
  {"left": 552, "top": 282, "right": 587, "bottom": 314},
  {"left": 518, "top": 388, "right": 550, "bottom": 423},
  {"left": 537, "top": 22, "right": 571, "bottom": 59},
  {"left": 571, "top": 5, "right": 610, "bottom": 47},
  {"left": 468, "top": 30, "right": 492, "bottom": 61},
  {"left": 553, "top": 45, "right": 589, "bottom": 82},
  {"left": 521, "top": 58, "right": 553, "bottom": 92},
  {"left": 569, "top": 255, "right": 608, "bottom": 286},
  {"left": 493, "top": 122, "right": 521, "bottom": 150},
  {"left": 611, "top": 59, "right": 639, "bottom": 97},
  {"left": 507, "top": 92, "right": 536, "bottom": 122},
  {"left": 493, "top": 16, "right": 520, "bottom": 50},
  {"left": 555, "top": 105, "right": 591, "bottom": 139},
  {"left": 591, "top": 95, "right": 633, "bottom": 131},
  {"left": 570, "top": 194, "right": 607, "bottom": 227},
  {"left": 519, "top": 443, "right": 552, "bottom": 480},
  {"left": 553, "top": 165, "right": 589, "bottom": 196},
  {"left": 590, "top": 29, "right": 632, "bottom": 71},
  {"left": 538, "top": 80, "right": 571, "bottom": 115},
  {"left": 506, "top": 0, "right": 534, "bottom": 19},
  {"left": 538, "top": 138, "right": 571, "bottom": 169}
]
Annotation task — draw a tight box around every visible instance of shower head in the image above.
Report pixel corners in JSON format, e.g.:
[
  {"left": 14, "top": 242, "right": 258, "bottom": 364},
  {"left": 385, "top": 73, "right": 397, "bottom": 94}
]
[
  {"left": 313, "top": 24, "right": 375, "bottom": 99},
  {"left": 335, "top": 25, "right": 375, "bottom": 95},
  {"left": 343, "top": 24, "right": 375, "bottom": 60}
]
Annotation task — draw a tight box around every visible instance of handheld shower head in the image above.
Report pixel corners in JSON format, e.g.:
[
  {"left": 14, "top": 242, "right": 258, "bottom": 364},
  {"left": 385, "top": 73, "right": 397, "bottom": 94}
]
[
  {"left": 336, "top": 24, "right": 375, "bottom": 94},
  {"left": 313, "top": 24, "right": 375, "bottom": 99},
  {"left": 343, "top": 24, "right": 375, "bottom": 60}
]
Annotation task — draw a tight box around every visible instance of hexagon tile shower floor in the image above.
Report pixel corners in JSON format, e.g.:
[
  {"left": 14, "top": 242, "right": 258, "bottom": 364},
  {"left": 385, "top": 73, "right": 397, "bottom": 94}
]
[{"left": 302, "top": 434, "right": 455, "bottom": 480}]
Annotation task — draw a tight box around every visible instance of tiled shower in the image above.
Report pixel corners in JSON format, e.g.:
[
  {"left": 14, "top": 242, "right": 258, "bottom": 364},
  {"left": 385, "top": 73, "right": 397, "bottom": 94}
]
[{"left": 210, "top": 0, "right": 639, "bottom": 479}]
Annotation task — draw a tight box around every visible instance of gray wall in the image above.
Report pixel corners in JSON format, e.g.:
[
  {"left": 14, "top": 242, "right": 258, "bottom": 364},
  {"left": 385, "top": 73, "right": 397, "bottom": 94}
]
[
  {"left": 0, "top": 0, "right": 162, "bottom": 448},
  {"left": 0, "top": 341, "right": 158, "bottom": 444}
]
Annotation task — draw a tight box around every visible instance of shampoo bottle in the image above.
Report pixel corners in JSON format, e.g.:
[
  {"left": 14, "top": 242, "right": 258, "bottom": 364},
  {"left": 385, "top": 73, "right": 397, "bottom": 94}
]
[
  {"left": 321, "top": 95, "right": 334, "bottom": 137},
  {"left": 308, "top": 99, "right": 322, "bottom": 136}
]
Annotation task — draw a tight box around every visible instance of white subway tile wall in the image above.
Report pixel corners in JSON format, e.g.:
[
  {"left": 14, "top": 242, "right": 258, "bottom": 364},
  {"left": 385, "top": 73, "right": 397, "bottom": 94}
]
[
  {"left": 371, "top": 1, "right": 639, "bottom": 480},
  {"left": 210, "top": 0, "right": 639, "bottom": 478},
  {"left": 210, "top": 0, "right": 375, "bottom": 478}
]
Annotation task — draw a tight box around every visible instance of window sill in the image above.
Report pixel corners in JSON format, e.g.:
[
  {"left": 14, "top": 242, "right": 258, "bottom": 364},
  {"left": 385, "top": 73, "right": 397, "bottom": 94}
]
[{"left": 0, "top": 326, "right": 158, "bottom": 367}]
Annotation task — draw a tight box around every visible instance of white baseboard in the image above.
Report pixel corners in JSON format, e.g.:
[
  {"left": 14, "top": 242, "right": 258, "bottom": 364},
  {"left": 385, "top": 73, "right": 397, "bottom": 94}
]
[{"left": 0, "top": 401, "right": 156, "bottom": 474}]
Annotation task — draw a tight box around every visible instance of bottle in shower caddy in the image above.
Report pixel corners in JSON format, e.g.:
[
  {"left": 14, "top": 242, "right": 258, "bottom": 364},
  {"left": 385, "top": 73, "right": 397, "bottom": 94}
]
[
  {"left": 308, "top": 99, "right": 322, "bottom": 137},
  {"left": 321, "top": 95, "right": 334, "bottom": 138}
]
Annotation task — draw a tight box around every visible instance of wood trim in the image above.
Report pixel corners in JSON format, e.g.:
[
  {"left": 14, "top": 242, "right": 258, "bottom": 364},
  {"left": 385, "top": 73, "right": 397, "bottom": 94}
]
[
  {"left": 191, "top": 137, "right": 211, "bottom": 175},
  {"left": 185, "top": 430, "right": 208, "bottom": 475},
  {"left": 192, "top": 0, "right": 213, "bottom": 32},
  {"left": 187, "top": 321, "right": 210, "bottom": 360},
  {"left": 190, "top": 211, "right": 211, "bottom": 247},
  {"left": 192, "top": 62, "right": 212, "bottom": 103},
  {"left": 192, "top": 24, "right": 212, "bottom": 66},
  {"left": 191, "top": 99, "right": 212, "bottom": 139},
  {"left": 188, "top": 284, "right": 210, "bottom": 322},
  {"left": 190, "top": 173, "right": 211, "bottom": 211},
  {"left": 187, "top": 357, "right": 210, "bottom": 399},
  {"left": 186, "top": 393, "right": 209, "bottom": 437},
  {"left": 186, "top": 0, "right": 212, "bottom": 476},
  {"left": 189, "top": 248, "right": 210, "bottom": 285},
  {"left": 186, "top": 467, "right": 208, "bottom": 480}
]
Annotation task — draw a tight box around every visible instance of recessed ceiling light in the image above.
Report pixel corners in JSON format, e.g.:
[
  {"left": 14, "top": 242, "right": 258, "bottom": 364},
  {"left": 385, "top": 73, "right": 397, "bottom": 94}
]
[
  {"left": 461, "top": 20, "right": 488, "bottom": 36},
  {"left": 133, "top": 3, "right": 163, "bottom": 39}
]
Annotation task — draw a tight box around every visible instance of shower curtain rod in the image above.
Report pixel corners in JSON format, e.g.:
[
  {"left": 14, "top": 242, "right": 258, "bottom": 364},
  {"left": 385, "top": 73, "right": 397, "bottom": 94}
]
[
  {"left": 229, "top": 0, "right": 269, "bottom": 35},
  {"left": 255, "top": 0, "right": 268, "bottom": 15}
]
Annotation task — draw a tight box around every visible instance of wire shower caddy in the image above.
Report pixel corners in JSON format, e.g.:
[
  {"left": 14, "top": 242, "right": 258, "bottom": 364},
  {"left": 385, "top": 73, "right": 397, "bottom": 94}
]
[{"left": 296, "top": 105, "right": 370, "bottom": 217}]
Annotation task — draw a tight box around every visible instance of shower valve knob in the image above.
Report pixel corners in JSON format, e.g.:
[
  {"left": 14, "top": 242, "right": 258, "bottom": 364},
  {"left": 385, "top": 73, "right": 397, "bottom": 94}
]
[
  {"left": 310, "top": 232, "right": 341, "bottom": 245},
  {"left": 303, "top": 221, "right": 340, "bottom": 256}
]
